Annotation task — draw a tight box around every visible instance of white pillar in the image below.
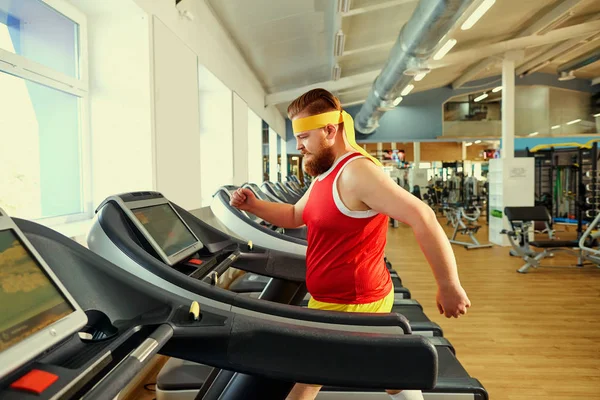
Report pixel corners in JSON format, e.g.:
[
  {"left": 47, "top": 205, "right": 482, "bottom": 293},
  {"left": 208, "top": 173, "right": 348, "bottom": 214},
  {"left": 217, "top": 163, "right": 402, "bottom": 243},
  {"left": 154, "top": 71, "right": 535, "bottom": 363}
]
[
  {"left": 247, "top": 109, "right": 263, "bottom": 184},
  {"left": 413, "top": 142, "right": 421, "bottom": 165},
  {"left": 391, "top": 142, "right": 397, "bottom": 150},
  {"left": 462, "top": 142, "right": 467, "bottom": 160},
  {"left": 502, "top": 51, "right": 521, "bottom": 159},
  {"left": 269, "top": 128, "right": 278, "bottom": 182},
  {"left": 281, "top": 136, "right": 288, "bottom": 181}
]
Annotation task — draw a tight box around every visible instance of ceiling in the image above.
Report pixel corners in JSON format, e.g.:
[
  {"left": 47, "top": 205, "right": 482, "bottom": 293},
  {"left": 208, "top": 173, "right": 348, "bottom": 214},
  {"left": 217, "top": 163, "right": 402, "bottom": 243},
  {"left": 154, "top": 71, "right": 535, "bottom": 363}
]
[{"left": 205, "top": 0, "right": 600, "bottom": 115}]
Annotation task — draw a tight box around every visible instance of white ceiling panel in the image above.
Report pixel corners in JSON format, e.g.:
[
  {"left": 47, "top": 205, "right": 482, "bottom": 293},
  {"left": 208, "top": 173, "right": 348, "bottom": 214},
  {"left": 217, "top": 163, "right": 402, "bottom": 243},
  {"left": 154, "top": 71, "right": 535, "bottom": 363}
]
[{"left": 204, "top": 0, "right": 600, "bottom": 114}]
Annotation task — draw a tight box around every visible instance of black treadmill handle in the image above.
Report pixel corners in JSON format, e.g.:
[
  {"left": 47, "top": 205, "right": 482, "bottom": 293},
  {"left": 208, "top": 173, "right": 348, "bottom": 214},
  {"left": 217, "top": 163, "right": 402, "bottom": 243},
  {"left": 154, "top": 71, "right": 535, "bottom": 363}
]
[
  {"left": 83, "top": 324, "right": 173, "bottom": 400},
  {"left": 232, "top": 294, "right": 412, "bottom": 331},
  {"left": 232, "top": 251, "right": 306, "bottom": 282},
  {"left": 172, "top": 314, "right": 438, "bottom": 390},
  {"left": 213, "top": 249, "right": 241, "bottom": 273}
]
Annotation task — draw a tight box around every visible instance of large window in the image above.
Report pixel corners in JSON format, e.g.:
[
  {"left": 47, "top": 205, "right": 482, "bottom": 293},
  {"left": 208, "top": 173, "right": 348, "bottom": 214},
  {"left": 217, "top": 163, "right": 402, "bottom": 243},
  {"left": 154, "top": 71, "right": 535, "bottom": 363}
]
[
  {"left": 198, "top": 64, "right": 233, "bottom": 207},
  {"left": 0, "top": 0, "right": 89, "bottom": 223}
]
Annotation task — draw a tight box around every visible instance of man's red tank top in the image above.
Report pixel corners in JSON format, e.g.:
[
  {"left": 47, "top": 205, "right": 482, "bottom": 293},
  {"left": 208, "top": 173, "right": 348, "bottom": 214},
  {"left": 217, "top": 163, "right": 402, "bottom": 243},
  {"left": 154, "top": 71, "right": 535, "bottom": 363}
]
[{"left": 302, "top": 152, "right": 392, "bottom": 304}]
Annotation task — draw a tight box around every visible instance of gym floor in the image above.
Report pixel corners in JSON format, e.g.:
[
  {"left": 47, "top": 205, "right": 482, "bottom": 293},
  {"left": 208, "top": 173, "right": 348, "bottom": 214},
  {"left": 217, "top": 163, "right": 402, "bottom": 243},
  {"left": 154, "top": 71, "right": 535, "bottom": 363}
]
[{"left": 128, "top": 218, "right": 600, "bottom": 400}]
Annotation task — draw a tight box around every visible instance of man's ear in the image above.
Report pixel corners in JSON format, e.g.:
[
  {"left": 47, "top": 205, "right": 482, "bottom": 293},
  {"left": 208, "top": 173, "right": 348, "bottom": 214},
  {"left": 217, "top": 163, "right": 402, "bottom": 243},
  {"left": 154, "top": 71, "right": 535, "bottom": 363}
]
[{"left": 324, "top": 123, "right": 337, "bottom": 139}]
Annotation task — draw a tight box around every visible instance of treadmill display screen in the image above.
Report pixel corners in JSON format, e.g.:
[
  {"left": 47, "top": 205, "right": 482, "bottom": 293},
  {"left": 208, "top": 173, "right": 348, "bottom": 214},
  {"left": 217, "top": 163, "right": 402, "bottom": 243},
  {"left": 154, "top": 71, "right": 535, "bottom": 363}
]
[
  {"left": 133, "top": 204, "right": 198, "bottom": 258},
  {"left": 0, "top": 230, "right": 74, "bottom": 352}
]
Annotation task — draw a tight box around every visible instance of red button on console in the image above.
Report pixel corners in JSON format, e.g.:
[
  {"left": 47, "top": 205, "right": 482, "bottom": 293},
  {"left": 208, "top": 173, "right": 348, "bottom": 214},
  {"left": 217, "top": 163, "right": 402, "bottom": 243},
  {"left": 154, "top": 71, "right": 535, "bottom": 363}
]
[
  {"left": 10, "top": 369, "right": 59, "bottom": 394},
  {"left": 188, "top": 259, "right": 203, "bottom": 265}
]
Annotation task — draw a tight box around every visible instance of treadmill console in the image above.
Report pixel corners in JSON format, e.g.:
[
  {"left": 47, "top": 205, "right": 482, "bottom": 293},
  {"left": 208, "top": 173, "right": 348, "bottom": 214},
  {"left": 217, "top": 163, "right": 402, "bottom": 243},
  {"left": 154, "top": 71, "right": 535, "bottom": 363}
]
[
  {"left": 96, "top": 192, "right": 236, "bottom": 284},
  {"left": 0, "top": 210, "right": 87, "bottom": 382},
  {"left": 99, "top": 192, "right": 204, "bottom": 266},
  {"left": 0, "top": 210, "right": 93, "bottom": 398}
]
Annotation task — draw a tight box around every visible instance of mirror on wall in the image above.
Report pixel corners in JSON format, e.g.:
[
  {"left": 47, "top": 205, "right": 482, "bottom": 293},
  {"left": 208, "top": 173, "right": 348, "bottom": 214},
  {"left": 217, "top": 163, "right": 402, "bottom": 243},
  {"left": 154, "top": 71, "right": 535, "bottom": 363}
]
[{"left": 442, "top": 85, "right": 598, "bottom": 138}]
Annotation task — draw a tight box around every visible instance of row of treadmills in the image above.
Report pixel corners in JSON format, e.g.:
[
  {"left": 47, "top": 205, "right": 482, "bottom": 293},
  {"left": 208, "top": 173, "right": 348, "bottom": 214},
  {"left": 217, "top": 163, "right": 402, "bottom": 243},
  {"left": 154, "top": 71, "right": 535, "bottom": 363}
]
[{"left": 0, "top": 175, "right": 487, "bottom": 400}]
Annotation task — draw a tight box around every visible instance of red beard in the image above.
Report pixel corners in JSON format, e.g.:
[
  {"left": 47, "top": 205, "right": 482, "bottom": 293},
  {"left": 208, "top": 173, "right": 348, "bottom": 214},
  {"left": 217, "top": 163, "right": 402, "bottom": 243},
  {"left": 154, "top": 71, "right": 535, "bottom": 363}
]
[{"left": 303, "top": 140, "right": 336, "bottom": 177}]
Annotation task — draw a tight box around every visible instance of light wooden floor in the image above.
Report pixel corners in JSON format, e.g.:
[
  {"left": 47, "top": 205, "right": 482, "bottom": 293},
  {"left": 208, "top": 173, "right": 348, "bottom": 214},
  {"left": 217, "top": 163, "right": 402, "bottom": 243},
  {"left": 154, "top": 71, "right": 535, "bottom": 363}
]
[
  {"left": 387, "top": 219, "right": 600, "bottom": 400},
  {"left": 128, "top": 218, "right": 600, "bottom": 400}
]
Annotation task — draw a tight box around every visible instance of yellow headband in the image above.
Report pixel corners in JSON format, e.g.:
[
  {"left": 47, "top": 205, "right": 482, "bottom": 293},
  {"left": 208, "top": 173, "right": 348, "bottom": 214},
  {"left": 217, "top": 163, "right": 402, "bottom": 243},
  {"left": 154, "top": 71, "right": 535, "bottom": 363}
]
[{"left": 292, "top": 110, "right": 382, "bottom": 166}]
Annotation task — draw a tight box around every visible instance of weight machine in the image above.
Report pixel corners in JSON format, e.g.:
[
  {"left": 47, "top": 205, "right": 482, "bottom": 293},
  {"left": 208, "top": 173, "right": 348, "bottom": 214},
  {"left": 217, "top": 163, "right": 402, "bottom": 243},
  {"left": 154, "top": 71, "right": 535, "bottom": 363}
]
[{"left": 447, "top": 205, "right": 493, "bottom": 250}]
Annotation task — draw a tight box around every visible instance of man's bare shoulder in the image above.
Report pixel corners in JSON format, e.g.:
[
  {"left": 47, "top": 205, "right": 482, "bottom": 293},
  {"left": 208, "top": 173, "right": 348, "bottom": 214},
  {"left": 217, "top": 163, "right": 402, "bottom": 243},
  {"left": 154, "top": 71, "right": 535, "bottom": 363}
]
[{"left": 338, "top": 157, "right": 381, "bottom": 187}]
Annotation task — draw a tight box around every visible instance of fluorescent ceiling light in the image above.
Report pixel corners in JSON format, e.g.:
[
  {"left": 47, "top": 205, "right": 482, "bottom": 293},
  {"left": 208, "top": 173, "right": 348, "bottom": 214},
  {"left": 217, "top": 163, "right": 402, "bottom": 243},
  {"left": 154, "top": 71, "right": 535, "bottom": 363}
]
[
  {"left": 475, "top": 140, "right": 482, "bottom": 144},
  {"left": 393, "top": 96, "right": 403, "bottom": 106},
  {"left": 433, "top": 39, "right": 457, "bottom": 61},
  {"left": 594, "top": 113, "right": 600, "bottom": 117},
  {"left": 292, "top": 156, "right": 299, "bottom": 160},
  {"left": 474, "top": 93, "right": 488, "bottom": 102},
  {"left": 332, "top": 64, "right": 341, "bottom": 81},
  {"left": 492, "top": 86, "right": 502, "bottom": 93},
  {"left": 334, "top": 30, "right": 345, "bottom": 56},
  {"left": 461, "top": 0, "right": 496, "bottom": 31},
  {"left": 465, "top": 142, "right": 473, "bottom": 146},
  {"left": 401, "top": 84, "right": 414, "bottom": 96},
  {"left": 414, "top": 72, "right": 427, "bottom": 81},
  {"left": 338, "top": 0, "right": 350, "bottom": 13},
  {"left": 551, "top": 125, "right": 560, "bottom": 129},
  {"left": 528, "top": 132, "right": 539, "bottom": 136},
  {"left": 558, "top": 70, "right": 576, "bottom": 81},
  {"left": 566, "top": 119, "right": 581, "bottom": 125}
]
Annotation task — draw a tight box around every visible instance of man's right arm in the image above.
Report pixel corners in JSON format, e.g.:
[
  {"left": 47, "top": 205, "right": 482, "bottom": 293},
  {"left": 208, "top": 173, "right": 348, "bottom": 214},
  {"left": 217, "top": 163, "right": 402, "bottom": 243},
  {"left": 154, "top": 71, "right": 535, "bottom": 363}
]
[{"left": 230, "top": 184, "right": 312, "bottom": 229}]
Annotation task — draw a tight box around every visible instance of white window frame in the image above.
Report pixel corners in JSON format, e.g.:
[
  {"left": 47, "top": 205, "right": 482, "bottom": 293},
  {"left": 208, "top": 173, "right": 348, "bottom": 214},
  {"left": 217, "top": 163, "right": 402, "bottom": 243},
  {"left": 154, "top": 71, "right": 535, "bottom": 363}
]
[{"left": 0, "top": 0, "right": 91, "bottom": 226}]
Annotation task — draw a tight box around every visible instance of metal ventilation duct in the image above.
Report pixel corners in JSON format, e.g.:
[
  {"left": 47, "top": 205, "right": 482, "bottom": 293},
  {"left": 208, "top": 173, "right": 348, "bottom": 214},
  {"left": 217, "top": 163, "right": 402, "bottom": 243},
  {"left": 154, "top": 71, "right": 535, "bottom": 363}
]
[{"left": 354, "top": 0, "right": 475, "bottom": 134}]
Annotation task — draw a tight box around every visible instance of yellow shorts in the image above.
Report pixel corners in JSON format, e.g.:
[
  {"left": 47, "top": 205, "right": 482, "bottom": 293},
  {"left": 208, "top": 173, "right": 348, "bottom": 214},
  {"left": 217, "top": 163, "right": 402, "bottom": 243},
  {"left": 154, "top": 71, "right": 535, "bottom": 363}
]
[{"left": 307, "top": 288, "right": 394, "bottom": 313}]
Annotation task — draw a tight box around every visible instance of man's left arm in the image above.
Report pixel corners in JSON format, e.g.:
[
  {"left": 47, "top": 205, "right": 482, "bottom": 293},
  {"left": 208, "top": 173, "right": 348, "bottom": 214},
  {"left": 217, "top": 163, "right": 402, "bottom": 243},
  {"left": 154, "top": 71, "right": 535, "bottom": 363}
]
[{"left": 341, "top": 159, "right": 471, "bottom": 318}]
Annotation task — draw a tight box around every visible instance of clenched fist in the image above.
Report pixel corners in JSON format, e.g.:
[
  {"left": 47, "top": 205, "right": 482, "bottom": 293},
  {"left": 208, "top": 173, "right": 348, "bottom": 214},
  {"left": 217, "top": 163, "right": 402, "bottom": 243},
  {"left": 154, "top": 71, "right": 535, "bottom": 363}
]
[
  {"left": 436, "top": 283, "right": 471, "bottom": 318},
  {"left": 230, "top": 188, "right": 257, "bottom": 212}
]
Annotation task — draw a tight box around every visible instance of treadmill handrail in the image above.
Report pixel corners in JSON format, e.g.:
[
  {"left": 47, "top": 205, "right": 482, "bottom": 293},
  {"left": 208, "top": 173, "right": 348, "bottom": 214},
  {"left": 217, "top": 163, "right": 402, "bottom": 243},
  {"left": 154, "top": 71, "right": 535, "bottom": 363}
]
[
  {"left": 263, "top": 181, "right": 295, "bottom": 204},
  {"left": 174, "top": 204, "right": 308, "bottom": 283},
  {"left": 95, "top": 202, "right": 412, "bottom": 333},
  {"left": 15, "top": 218, "right": 437, "bottom": 392},
  {"left": 170, "top": 313, "right": 437, "bottom": 390},
  {"left": 212, "top": 189, "right": 308, "bottom": 246},
  {"left": 244, "top": 182, "right": 284, "bottom": 203},
  {"left": 83, "top": 324, "right": 174, "bottom": 400},
  {"left": 241, "top": 183, "right": 271, "bottom": 202}
]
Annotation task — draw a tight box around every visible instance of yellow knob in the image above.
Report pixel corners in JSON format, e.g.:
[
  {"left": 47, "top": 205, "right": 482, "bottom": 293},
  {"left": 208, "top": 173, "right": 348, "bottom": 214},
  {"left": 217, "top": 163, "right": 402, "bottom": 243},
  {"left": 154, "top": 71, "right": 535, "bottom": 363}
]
[{"left": 189, "top": 301, "right": 200, "bottom": 321}]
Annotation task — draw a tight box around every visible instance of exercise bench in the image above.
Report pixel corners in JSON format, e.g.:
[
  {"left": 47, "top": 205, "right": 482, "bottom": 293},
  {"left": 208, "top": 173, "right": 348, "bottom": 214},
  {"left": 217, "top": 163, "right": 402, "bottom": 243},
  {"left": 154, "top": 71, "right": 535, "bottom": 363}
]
[
  {"left": 448, "top": 204, "right": 493, "bottom": 250},
  {"left": 502, "top": 206, "right": 582, "bottom": 273}
]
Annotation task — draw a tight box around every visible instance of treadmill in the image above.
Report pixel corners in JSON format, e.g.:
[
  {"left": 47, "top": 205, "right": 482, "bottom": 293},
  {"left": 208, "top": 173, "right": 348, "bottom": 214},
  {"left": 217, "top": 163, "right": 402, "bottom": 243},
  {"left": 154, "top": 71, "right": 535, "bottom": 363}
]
[
  {"left": 86, "top": 192, "right": 487, "bottom": 399},
  {"left": 283, "top": 181, "right": 305, "bottom": 198},
  {"left": 243, "top": 182, "right": 285, "bottom": 203},
  {"left": 211, "top": 185, "right": 411, "bottom": 300},
  {"left": 242, "top": 183, "right": 308, "bottom": 241},
  {"left": 286, "top": 176, "right": 307, "bottom": 193},
  {"left": 210, "top": 185, "right": 308, "bottom": 257},
  {"left": 90, "top": 192, "right": 435, "bottom": 334},
  {"left": 275, "top": 181, "right": 303, "bottom": 203},
  {"left": 0, "top": 208, "right": 440, "bottom": 400},
  {"left": 262, "top": 181, "right": 297, "bottom": 204}
]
